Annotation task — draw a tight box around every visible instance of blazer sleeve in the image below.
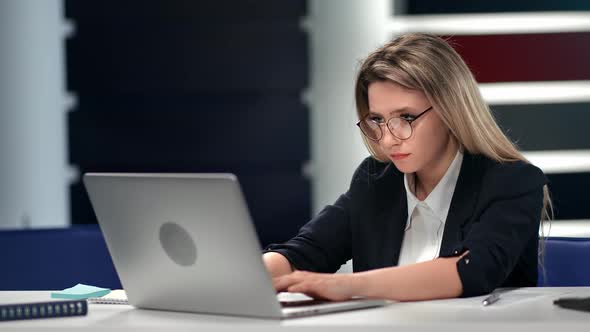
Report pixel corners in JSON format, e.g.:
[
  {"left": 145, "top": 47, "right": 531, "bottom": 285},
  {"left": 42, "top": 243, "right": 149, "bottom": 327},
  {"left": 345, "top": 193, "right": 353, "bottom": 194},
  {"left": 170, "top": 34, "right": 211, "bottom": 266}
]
[
  {"left": 264, "top": 157, "right": 374, "bottom": 273},
  {"left": 445, "top": 162, "right": 546, "bottom": 297}
]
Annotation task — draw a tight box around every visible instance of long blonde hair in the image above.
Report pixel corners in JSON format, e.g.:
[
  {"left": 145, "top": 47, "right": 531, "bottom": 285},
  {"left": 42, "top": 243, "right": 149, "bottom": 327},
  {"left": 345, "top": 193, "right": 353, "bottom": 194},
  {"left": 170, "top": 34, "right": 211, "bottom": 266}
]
[{"left": 354, "top": 33, "right": 552, "bottom": 274}]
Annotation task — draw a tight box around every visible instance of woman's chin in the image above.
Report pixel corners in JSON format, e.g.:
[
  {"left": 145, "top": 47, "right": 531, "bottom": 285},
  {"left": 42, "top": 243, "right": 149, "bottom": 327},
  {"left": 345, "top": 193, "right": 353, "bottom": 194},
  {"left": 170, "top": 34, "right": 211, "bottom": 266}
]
[{"left": 391, "top": 160, "right": 417, "bottom": 174}]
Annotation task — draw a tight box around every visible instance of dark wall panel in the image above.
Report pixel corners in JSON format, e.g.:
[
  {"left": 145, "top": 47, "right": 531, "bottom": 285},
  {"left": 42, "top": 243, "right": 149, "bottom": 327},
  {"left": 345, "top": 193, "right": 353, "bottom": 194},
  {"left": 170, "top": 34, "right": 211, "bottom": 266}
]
[
  {"left": 66, "top": 22, "right": 307, "bottom": 93},
  {"left": 403, "top": 1, "right": 590, "bottom": 14},
  {"left": 65, "top": 0, "right": 310, "bottom": 246},
  {"left": 73, "top": 93, "right": 303, "bottom": 113},
  {"left": 546, "top": 173, "right": 590, "bottom": 220},
  {"left": 492, "top": 103, "right": 590, "bottom": 151},
  {"left": 66, "top": 1, "right": 306, "bottom": 20},
  {"left": 68, "top": 107, "right": 308, "bottom": 169}
]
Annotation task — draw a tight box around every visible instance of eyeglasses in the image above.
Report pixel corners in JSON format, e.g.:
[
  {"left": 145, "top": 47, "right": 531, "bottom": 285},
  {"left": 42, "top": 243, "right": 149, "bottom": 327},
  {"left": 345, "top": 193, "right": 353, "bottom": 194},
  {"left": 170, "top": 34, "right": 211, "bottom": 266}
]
[{"left": 356, "top": 106, "right": 433, "bottom": 141}]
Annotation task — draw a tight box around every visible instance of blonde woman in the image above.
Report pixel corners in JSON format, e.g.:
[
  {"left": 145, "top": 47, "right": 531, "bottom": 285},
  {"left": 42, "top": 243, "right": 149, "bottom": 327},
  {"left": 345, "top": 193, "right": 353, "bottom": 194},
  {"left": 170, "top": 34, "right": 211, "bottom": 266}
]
[{"left": 263, "top": 33, "right": 550, "bottom": 301}]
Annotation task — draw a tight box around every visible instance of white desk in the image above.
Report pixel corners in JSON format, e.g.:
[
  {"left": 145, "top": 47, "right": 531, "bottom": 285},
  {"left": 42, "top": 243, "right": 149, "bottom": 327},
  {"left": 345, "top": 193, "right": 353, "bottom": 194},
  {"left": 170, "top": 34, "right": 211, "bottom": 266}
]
[{"left": 1, "top": 287, "right": 589, "bottom": 331}]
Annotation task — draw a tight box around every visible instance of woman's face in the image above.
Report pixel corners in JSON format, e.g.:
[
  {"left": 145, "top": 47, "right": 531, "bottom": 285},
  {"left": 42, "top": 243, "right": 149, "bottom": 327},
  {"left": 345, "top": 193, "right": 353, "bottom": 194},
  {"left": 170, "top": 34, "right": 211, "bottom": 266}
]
[{"left": 367, "top": 81, "right": 454, "bottom": 174}]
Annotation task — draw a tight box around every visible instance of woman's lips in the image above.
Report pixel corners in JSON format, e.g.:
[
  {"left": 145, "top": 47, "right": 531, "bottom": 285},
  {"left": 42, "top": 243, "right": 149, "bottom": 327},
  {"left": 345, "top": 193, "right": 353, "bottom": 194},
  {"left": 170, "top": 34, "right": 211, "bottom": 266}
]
[{"left": 390, "top": 153, "right": 411, "bottom": 160}]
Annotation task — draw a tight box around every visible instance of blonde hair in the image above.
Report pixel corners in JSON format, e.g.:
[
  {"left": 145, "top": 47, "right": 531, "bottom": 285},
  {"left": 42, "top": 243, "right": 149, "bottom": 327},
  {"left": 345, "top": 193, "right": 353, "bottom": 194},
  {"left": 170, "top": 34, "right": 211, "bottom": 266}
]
[{"left": 354, "top": 33, "right": 552, "bottom": 278}]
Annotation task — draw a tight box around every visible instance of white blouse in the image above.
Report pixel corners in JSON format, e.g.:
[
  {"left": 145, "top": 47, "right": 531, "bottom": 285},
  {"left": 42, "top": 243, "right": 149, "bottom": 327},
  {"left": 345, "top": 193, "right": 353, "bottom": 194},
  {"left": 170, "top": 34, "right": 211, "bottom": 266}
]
[{"left": 397, "top": 150, "right": 463, "bottom": 266}]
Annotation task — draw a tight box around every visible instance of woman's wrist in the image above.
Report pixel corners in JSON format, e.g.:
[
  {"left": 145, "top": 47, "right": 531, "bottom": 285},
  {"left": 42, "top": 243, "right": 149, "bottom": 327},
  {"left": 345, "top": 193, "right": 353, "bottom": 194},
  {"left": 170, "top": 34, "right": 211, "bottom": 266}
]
[
  {"left": 349, "top": 268, "right": 397, "bottom": 299},
  {"left": 349, "top": 271, "right": 372, "bottom": 298}
]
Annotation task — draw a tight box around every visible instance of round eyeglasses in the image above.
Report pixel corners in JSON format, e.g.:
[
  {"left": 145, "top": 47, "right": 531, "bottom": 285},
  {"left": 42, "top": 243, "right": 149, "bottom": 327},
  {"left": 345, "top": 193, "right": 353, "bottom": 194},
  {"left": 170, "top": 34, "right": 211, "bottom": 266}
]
[{"left": 356, "top": 106, "right": 433, "bottom": 141}]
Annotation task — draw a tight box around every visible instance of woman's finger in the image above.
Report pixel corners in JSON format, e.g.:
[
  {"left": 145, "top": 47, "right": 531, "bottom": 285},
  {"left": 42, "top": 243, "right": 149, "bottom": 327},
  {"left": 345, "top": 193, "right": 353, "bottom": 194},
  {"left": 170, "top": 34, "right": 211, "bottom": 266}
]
[
  {"left": 272, "top": 271, "right": 308, "bottom": 291},
  {"left": 288, "top": 282, "right": 330, "bottom": 300}
]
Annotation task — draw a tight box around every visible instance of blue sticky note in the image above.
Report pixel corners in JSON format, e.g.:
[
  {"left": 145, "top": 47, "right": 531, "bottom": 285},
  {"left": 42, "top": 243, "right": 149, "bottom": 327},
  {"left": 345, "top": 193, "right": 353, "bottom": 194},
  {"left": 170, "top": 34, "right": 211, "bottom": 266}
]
[{"left": 51, "top": 283, "right": 111, "bottom": 300}]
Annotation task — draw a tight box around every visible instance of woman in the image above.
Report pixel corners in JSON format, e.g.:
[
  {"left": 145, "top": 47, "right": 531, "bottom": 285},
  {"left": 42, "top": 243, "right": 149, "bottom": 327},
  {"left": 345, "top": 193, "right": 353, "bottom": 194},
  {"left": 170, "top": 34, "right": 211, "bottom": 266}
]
[{"left": 263, "top": 33, "right": 551, "bottom": 301}]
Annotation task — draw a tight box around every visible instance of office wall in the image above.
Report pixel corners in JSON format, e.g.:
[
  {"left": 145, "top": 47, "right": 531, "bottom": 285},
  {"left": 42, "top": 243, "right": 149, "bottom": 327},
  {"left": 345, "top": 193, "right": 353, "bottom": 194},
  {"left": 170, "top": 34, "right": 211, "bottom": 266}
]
[{"left": 3, "top": 0, "right": 588, "bottom": 241}]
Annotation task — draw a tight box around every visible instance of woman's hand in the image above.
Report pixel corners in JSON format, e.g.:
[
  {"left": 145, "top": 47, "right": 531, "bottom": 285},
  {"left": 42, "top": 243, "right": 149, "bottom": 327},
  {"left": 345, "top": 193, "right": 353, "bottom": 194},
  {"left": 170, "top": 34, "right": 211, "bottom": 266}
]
[{"left": 272, "top": 271, "right": 360, "bottom": 301}]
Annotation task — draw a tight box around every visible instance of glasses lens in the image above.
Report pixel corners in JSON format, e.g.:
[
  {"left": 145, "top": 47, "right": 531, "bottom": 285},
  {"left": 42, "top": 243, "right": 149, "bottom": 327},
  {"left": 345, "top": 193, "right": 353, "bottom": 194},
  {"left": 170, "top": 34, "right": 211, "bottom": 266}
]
[
  {"left": 359, "top": 119, "right": 381, "bottom": 140},
  {"left": 388, "top": 118, "right": 412, "bottom": 139}
]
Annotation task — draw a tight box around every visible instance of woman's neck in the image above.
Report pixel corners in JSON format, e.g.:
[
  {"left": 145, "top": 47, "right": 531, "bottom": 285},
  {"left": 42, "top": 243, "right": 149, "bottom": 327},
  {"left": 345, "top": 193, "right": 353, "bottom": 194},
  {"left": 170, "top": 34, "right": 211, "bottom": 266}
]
[{"left": 415, "top": 139, "right": 459, "bottom": 200}]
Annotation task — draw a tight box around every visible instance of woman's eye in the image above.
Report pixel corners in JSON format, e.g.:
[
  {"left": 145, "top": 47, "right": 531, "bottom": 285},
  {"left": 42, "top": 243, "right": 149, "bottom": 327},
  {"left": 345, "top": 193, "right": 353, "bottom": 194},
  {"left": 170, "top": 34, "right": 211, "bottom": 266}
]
[
  {"left": 369, "top": 116, "right": 384, "bottom": 123},
  {"left": 400, "top": 114, "right": 416, "bottom": 121}
]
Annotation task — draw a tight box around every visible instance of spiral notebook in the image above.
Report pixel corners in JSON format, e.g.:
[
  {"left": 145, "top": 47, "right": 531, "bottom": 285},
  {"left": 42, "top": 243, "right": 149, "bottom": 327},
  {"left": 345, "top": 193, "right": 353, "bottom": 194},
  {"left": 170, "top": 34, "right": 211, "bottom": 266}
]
[
  {"left": 0, "top": 299, "right": 87, "bottom": 321},
  {"left": 87, "top": 290, "right": 128, "bottom": 305}
]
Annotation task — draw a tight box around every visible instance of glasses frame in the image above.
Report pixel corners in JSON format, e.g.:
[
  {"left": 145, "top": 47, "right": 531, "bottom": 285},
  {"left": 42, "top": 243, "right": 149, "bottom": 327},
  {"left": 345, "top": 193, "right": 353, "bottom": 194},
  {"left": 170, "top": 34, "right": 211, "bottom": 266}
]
[{"left": 356, "top": 106, "right": 433, "bottom": 141}]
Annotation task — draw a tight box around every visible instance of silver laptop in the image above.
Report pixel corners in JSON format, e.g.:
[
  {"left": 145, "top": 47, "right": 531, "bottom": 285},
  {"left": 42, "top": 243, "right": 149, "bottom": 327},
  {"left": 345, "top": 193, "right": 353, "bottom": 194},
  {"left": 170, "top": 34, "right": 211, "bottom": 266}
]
[{"left": 83, "top": 173, "right": 387, "bottom": 319}]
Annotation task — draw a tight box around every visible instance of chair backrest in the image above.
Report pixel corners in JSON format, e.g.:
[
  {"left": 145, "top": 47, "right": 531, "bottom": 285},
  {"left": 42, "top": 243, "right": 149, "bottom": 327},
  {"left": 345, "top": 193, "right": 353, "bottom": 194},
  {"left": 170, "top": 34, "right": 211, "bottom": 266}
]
[
  {"left": 538, "top": 237, "right": 590, "bottom": 286},
  {"left": 0, "top": 225, "right": 121, "bottom": 290}
]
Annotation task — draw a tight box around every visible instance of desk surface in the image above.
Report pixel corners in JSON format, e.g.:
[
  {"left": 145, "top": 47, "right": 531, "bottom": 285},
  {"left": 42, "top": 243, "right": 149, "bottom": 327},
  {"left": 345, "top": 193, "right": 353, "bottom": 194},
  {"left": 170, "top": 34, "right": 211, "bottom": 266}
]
[{"left": 1, "top": 287, "right": 589, "bottom": 331}]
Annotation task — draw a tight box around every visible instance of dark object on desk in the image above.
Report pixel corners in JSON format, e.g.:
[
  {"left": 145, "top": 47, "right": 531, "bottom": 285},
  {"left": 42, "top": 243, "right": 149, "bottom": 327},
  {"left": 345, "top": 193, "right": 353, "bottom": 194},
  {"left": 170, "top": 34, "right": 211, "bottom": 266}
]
[
  {"left": 0, "top": 299, "right": 87, "bottom": 321},
  {"left": 553, "top": 296, "right": 590, "bottom": 312}
]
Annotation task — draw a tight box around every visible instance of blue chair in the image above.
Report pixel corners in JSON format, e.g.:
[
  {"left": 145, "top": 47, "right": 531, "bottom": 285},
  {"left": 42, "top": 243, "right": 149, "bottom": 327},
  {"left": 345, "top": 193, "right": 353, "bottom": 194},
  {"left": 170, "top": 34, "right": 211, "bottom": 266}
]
[
  {"left": 0, "top": 225, "right": 121, "bottom": 290},
  {"left": 538, "top": 237, "right": 590, "bottom": 286}
]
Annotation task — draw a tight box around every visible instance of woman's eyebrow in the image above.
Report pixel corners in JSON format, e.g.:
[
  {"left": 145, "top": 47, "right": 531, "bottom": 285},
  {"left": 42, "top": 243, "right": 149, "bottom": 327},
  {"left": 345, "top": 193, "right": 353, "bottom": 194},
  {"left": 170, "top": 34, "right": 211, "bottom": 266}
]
[{"left": 369, "top": 106, "right": 414, "bottom": 116}]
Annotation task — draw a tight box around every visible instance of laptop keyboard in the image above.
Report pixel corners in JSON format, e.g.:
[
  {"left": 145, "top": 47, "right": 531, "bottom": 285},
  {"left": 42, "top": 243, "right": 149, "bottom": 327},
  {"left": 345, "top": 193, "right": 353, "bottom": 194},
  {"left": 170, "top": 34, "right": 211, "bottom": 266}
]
[{"left": 280, "top": 299, "right": 328, "bottom": 307}]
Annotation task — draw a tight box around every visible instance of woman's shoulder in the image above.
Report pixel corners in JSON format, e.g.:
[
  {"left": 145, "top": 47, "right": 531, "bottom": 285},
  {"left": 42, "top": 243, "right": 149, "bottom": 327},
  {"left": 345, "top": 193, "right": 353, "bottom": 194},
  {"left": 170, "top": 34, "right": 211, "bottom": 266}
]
[
  {"left": 471, "top": 153, "right": 548, "bottom": 197},
  {"left": 349, "top": 156, "right": 403, "bottom": 190}
]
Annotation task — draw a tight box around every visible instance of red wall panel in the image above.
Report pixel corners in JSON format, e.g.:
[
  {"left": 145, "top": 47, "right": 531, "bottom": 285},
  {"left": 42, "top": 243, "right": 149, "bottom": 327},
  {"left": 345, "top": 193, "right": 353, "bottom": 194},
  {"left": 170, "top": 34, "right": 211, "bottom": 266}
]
[{"left": 445, "top": 32, "right": 590, "bottom": 83}]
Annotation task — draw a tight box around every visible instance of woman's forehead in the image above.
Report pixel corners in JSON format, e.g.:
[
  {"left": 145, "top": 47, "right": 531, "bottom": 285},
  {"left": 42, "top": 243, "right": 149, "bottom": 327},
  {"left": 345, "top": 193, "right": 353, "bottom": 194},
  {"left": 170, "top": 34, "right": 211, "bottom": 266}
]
[{"left": 367, "top": 81, "right": 427, "bottom": 114}]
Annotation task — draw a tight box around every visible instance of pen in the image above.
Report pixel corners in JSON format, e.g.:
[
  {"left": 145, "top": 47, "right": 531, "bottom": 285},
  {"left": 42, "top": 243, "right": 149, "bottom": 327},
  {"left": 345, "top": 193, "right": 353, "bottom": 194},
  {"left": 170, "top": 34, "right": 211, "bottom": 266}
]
[{"left": 481, "top": 292, "right": 500, "bottom": 306}]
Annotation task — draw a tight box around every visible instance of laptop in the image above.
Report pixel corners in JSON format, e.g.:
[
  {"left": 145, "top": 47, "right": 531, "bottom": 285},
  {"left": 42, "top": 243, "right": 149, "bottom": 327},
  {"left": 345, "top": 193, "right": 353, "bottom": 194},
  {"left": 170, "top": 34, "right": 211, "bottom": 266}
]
[{"left": 83, "top": 173, "right": 388, "bottom": 319}]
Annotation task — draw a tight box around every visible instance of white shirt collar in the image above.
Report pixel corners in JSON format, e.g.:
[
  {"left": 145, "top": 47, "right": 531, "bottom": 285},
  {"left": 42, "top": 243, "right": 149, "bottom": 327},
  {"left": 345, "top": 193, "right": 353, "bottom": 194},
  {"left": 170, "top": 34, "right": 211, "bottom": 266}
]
[{"left": 403, "top": 149, "right": 463, "bottom": 228}]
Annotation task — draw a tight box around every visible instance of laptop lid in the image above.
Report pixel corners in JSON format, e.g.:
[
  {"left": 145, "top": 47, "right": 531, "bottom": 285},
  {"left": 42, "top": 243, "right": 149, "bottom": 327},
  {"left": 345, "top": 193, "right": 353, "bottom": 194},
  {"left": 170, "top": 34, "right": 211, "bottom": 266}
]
[{"left": 83, "top": 173, "right": 387, "bottom": 319}]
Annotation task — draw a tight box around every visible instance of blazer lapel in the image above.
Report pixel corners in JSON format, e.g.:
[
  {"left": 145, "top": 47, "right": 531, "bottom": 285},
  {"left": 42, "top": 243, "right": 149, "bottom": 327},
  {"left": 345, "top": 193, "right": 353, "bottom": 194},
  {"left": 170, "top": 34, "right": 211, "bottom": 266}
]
[
  {"left": 373, "top": 163, "right": 408, "bottom": 267},
  {"left": 390, "top": 186, "right": 408, "bottom": 265},
  {"left": 439, "top": 152, "right": 482, "bottom": 256}
]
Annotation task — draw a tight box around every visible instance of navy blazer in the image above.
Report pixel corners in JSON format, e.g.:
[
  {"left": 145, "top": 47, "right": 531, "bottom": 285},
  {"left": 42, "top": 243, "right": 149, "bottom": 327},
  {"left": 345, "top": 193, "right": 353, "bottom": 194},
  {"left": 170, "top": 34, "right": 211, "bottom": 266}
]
[{"left": 266, "top": 152, "right": 548, "bottom": 297}]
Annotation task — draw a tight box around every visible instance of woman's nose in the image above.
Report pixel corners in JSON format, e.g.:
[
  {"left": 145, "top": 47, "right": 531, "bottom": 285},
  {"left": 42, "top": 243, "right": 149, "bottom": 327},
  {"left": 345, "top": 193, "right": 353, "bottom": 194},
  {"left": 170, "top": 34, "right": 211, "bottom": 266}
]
[{"left": 379, "top": 126, "right": 401, "bottom": 149}]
